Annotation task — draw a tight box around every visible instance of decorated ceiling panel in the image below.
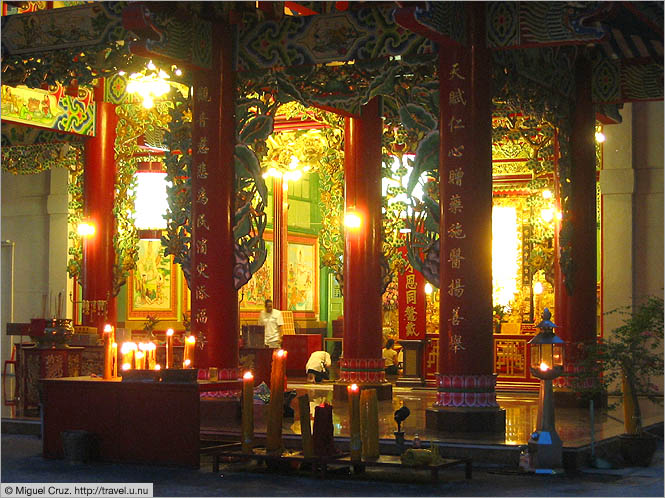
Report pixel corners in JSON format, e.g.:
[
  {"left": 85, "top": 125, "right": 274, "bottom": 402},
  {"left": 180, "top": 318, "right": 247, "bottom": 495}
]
[{"left": 237, "top": 4, "right": 433, "bottom": 71}]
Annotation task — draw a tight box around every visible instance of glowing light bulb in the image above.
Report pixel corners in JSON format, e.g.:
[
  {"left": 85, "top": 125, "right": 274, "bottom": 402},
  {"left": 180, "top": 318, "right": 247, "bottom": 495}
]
[
  {"left": 277, "top": 349, "right": 285, "bottom": 357},
  {"left": 166, "top": 328, "right": 174, "bottom": 337},
  {"left": 186, "top": 335, "right": 196, "bottom": 344},
  {"left": 595, "top": 131, "right": 606, "bottom": 143},
  {"left": 348, "top": 383, "right": 359, "bottom": 392},
  {"left": 103, "top": 324, "right": 113, "bottom": 333},
  {"left": 122, "top": 363, "right": 131, "bottom": 371},
  {"left": 154, "top": 364, "right": 161, "bottom": 371},
  {"left": 539, "top": 362, "right": 550, "bottom": 372},
  {"left": 175, "top": 68, "right": 183, "bottom": 76},
  {"left": 183, "top": 359, "right": 191, "bottom": 367},
  {"left": 541, "top": 208, "right": 554, "bottom": 223},
  {"left": 77, "top": 222, "right": 95, "bottom": 237},
  {"left": 243, "top": 371, "right": 254, "bottom": 380},
  {"left": 344, "top": 211, "right": 362, "bottom": 229}
]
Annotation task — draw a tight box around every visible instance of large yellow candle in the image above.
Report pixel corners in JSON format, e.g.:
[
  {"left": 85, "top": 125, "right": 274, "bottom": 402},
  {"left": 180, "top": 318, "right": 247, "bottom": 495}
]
[
  {"left": 347, "top": 383, "right": 361, "bottom": 461},
  {"left": 102, "top": 324, "right": 113, "bottom": 380},
  {"left": 165, "top": 329, "right": 174, "bottom": 369},
  {"left": 360, "top": 388, "right": 379, "bottom": 459},
  {"left": 135, "top": 350, "right": 145, "bottom": 370},
  {"left": 242, "top": 371, "right": 254, "bottom": 454},
  {"left": 266, "top": 349, "right": 287, "bottom": 454},
  {"left": 183, "top": 335, "right": 196, "bottom": 368},
  {"left": 120, "top": 342, "right": 134, "bottom": 371},
  {"left": 298, "top": 394, "right": 314, "bottom": 458},
  {"left": 147, "top": 342, "right": 156, "bottom": 370}
]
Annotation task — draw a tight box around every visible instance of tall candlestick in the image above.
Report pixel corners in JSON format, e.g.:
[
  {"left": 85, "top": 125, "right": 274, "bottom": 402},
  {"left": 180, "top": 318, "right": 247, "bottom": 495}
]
[
  {"left": 183, "top": 335, "right": 196, "bottom": 368},
  {"left": 102, "top": 324, "right": 113, "bottom": 380},
  {"left": 135, "top": 351, "right": 145, "bottom": 370},
  {"left": 147, "top": 342, "right": 156, "bottom": 369},
  {"left": 165, "top": 328, "right": 174, "bottom": 369},
  {"left": 111, "top": 342, "right": 118, "bottom": 377},
  {"left": 266, "top": 348, "right": 287, "bottom": 454},
  {"left": 313, "top": 402, "right": 336, "bottom": 457},
  {"left": 138, "top": 343, "right": 148, "bottom": 369},
  {"left": 360, "top": 389, "right": 379, "bottom": 459},
  {"left": 242, "top": 371, "right": 254, "bottom": 454},
  {"left": 347, "top": 384, "right": 361, "bottom": 461},
  {"left": 298, "top": 394, "right": 314, "bottom": 458},
  {"left": 121, "top": 342, "right": 137, "bottom": 371}
]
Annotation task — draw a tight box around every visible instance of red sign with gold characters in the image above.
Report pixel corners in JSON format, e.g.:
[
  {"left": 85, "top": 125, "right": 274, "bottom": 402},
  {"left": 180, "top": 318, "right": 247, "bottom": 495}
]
[{"left": 398, "top": 247, "right": 426, "bottom": 340}]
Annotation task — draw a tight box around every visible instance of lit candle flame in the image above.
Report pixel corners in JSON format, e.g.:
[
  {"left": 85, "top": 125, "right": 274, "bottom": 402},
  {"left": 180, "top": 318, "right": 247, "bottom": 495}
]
[
  {"left": 184, "top": 359, "right": 191, "bottom": 367},
  {"left": 539, "top": 362, "right": 550, "bottom": 372},
  {"left": 243, "top": 371, "right": 254, "bottom": 380},
  {"left": 122, "top": 363, "right": 131, "bottom": 371},
  {"left": 277, "top": 349, "right": 285, "bottom": 357},
  {"left": 186, "top": 335, "right": 196, "bottom": 344},
  {"left": 166, "top": 328, "right": 174, "bottom": 337},
  {"left": 120, "top": 342, "right": 137, "bottom": 354},
  {"left": 103, "top": 324, "right": 113, "bottom": 333},
  {"left": 348, "top": 383, "right": 359, "bottom": 392},
  {"left": 154, "top": 364, "right": 161, "bottom": 371}
]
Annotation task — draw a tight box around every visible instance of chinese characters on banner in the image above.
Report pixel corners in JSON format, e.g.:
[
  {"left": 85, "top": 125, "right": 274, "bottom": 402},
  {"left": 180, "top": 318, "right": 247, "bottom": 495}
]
[
  {"left": 191, "top": 84, "right": 214, "bottom": 347},
  {"left": 440, "top": 48, "right": 472, "bottom": 372},
  {"left": 397, "top": 248, "right": 426, "bottom": 340}
]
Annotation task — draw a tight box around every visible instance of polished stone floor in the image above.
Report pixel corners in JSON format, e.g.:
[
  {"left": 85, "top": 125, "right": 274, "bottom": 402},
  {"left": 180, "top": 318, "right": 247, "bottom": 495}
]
[
  {"left": 3, "top": 375, "right": 662, "bottom": 448},
  {"left": 209, "top": 381, "right": 663, "bottom": 448}
]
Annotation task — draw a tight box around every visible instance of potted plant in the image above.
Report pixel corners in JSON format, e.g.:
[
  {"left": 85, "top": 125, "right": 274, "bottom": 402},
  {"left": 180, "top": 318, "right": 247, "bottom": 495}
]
[
  {"left": 493, "top": 304, "right": 507, "bottom": 334},
  {"left": 142, "top": 314, "right": 160, "bottom": 341},
  {"left": 573, "top": 296, "right": 663, "bottom": 466}
]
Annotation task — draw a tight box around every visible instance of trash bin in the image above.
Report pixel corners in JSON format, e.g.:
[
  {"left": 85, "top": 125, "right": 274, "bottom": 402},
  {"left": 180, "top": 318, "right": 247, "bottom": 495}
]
[{"left": 61, "top": 430, "right": 93, "bottom": 464}]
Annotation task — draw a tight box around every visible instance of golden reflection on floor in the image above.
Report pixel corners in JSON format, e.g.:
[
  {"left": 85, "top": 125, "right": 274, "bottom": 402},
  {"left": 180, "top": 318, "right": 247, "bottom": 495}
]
[
  {"left": 281, "top": 383, "right": 662, "bottom": 447},
  {"left": 4, "top": 375, "right": 661, "bottom": 448}
]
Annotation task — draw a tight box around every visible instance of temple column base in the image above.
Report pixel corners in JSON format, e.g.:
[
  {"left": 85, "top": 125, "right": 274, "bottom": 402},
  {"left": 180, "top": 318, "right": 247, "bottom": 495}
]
[
  {"left": 332, "top": 382, "right": 393, "bottom": 402},
  {"left": 426, "top": 406, "right": 506, "bottom": 433}
]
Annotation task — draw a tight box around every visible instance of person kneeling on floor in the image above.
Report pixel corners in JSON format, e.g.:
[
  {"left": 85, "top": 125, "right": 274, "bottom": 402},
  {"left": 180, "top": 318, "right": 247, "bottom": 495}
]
[{"left": 305, "top": 350, "right": 331, "bottom": 383}]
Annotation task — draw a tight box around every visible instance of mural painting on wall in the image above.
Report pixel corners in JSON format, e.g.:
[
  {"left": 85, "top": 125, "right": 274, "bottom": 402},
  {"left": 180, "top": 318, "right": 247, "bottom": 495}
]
[
  {"left": 287, "top": 239, "right": 318, "bottom": 313},
  {"left": 127, "top": 239, "right": 177, "bottom": 319},
  {"left": 239, "top": 240, "right": 273, "bottom": 311}
]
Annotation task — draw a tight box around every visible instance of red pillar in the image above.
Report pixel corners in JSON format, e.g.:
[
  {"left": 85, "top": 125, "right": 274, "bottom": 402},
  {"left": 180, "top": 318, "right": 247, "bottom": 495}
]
[
  {"left": 563, "top": 55, "right": 597, "bottom": 346},
  {"left": 339, "top": 98, "right": 387, "bottom": 391},
  {"left": 190, "top": 25, "right": 239, "bottom": 378},
  {"left": 427, "top": 4, "right": 504, "bottom": 432},
  {"left": 82, "top": 82, "right": 117, "bottom": 329}
]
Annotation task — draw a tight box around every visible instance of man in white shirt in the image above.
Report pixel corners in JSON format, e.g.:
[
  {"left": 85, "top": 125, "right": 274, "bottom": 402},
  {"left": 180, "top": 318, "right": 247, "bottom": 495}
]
[
  {"left": 258, "top": 299, "right": 284, "bottom": 349},
  {"left": 305, "top": 350, "right": 332, "bottom": 383}
]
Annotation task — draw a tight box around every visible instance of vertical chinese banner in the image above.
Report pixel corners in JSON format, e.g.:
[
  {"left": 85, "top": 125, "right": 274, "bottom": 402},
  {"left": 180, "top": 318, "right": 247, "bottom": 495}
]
[
  {"left": 437, "top": 6, "right": 495, "bottom": 408},
  {"left": 190, "top": 28, "right": 239, "bottom": 376},
  {"left": 191, "top": 79, "right": 213, "bottom": 368},
  {"left": 397, "top": 247, "right": 426, "bottom": 340}
]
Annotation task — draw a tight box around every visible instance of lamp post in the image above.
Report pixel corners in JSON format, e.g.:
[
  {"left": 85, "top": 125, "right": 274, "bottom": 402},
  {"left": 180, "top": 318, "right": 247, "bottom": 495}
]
[{"left": 527, "top": 308, "right": 565, "bottom": 470}]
